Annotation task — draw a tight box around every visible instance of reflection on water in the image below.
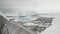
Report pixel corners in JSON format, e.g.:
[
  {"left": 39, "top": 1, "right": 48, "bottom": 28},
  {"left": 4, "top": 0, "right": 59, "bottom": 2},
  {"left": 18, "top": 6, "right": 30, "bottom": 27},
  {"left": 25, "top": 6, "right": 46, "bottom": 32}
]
[
  {"left": 9, "top": 14, "right": 54, "bottom": 34},
  {"left": 0, "top": 10, "right": 54, "bottom": 34}
]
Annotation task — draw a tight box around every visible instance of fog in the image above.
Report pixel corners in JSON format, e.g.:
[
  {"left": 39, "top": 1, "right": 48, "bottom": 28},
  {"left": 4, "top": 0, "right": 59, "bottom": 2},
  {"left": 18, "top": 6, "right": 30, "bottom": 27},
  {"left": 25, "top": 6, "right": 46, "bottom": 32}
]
[
  {"left": 0, "top": 0, "right": 60, "bottom": 13},
  {"left": 0, "top": 0, "right": 60, "bottom": 34}
]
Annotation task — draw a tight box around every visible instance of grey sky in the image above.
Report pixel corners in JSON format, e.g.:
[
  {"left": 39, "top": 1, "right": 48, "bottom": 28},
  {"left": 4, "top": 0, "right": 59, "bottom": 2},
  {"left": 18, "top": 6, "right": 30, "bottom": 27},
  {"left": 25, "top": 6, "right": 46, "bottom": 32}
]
[{"left": 0, "top": 0, "right": 60, "bottom": 13}]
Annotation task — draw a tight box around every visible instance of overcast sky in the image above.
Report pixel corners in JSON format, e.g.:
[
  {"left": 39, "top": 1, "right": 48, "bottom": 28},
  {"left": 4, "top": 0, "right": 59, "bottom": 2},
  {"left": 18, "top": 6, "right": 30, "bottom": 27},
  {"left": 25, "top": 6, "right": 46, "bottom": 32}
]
[{"left": 0, "top": 0, "right": 60, "bottom": 13}]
